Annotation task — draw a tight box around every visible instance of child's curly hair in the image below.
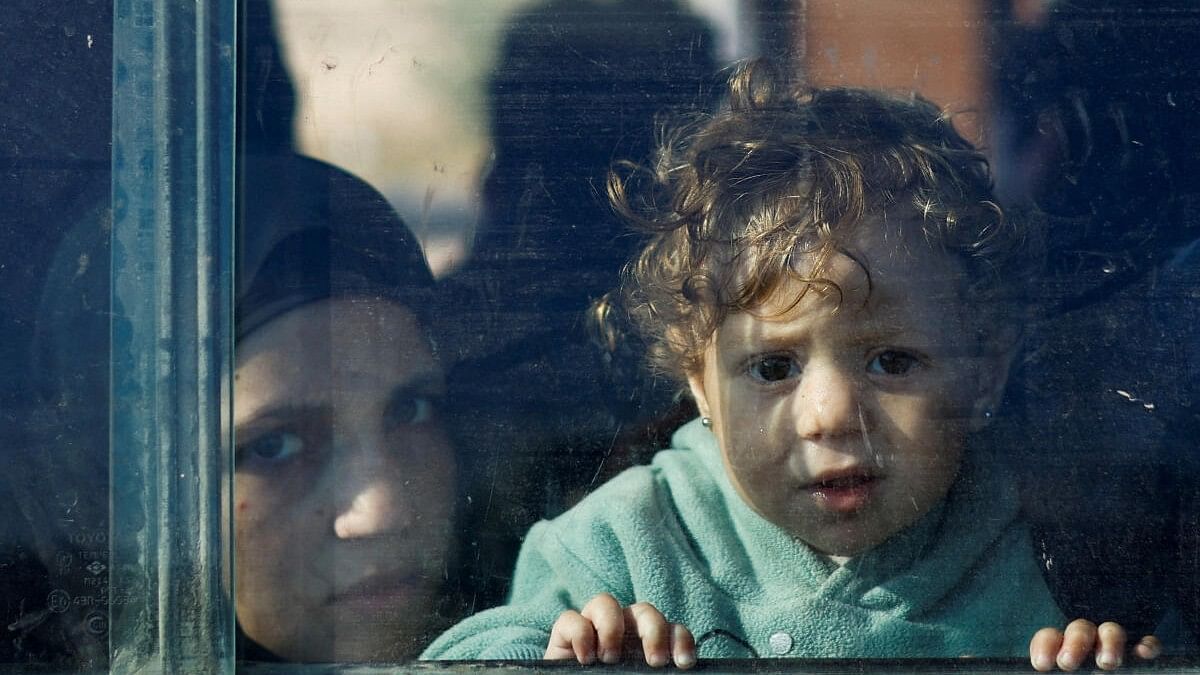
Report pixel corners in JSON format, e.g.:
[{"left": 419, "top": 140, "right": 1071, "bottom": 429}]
[{"left": 597, "top": 59, "right": 1041, "bottom": 385}]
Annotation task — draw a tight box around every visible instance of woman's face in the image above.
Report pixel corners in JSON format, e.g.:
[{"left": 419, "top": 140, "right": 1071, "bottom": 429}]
[{"left": 233, "top": 297, "right": 455, "bottom": 662}]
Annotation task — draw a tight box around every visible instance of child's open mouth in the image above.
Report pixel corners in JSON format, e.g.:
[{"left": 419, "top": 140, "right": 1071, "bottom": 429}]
[{"left": 806, "top": 472, "right": 879, "bottom": 513}]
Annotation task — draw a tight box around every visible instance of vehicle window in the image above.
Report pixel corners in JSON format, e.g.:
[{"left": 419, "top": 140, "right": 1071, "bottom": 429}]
[
  {"left": 2, "top": 0, "right": 1198, "bottom": 671},
  {"left": 1, "top": 1, "right": 115, "bottom": 668}
]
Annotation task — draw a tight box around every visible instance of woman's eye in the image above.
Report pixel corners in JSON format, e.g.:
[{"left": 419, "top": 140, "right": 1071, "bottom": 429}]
[
  {"left": 867, "top": 350, "right": 921, "bottom": 376},
  {"left": 388, "top": 396, "right": 437, "bottom": 426},
  {"left": 239, "top": 432, "right": 304, "bottom": 463},
  {"left": 748, "top": 355, "right": 799, "bottom": 383}
]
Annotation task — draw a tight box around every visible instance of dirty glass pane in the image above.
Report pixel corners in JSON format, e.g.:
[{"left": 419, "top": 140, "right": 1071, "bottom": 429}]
[
  {"left": 10, "top": 0, "right": 1200, "bottom": 672},
  {"left": 1, "top": 2, "right": 117, "bottom": 669},
  {"left": 2, "top": 0, "right": 236, "bottom": 671},
  {"left": 229, "top": 0, "right": 1200, "bottom": 669}
]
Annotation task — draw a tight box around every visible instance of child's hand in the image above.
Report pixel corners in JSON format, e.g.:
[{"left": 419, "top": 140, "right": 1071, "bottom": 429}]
[
  {"left": 1030, "top": 619, "right": 1162, "bottom": 671},
  {"left": 545, "top": 593, "right": 696, "bottom": 668}
]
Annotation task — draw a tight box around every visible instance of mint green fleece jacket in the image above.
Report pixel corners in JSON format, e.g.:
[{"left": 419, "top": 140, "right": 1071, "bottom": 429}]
[{"left": 423, "top": 418, "right": 1064, "bottom": 660}]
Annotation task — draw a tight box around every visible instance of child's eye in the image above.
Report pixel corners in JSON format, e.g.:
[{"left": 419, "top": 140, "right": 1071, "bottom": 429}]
[
  {"left": 748, "top": 355, "right": 800, "bottom": 383},
  {"left": 867, "top": 350, "right": 922, "bottom": 376},
  {"left": 238, "top": 432, "right": 304, "bottom": 463},
  {"left": 387, "top": 396, "right": 438, "bottom": 426}
]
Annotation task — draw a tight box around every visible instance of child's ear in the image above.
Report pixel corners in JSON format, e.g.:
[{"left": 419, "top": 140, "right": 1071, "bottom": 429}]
[
  {"left": 970, "top": 327, "right": 1022, "bottom": 432},
  {"left": 687, "top": 371, "right": 712, "bottom": 420}
]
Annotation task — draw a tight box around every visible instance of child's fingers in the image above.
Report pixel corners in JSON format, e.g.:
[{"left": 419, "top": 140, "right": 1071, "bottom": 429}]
[
  {"left": 1094, "top": 622, "right": 1126, "bottom": 670},
  {"left": 1133, "top": 634, "right": 1163, "bottom": 660},
  {"left": 1057, "top": 618, "right": 1099, "bottom": 671},
  {"left": 581, "top": 593, "right": 625, "bottom": 664},
  {"left": 670, "top": 622, "right": 697, "bottom": 669},
  {"left": 626, "top": 601, "right": 671, "bottom": 667},
  {"left": 545, "top": 609, "right": 596, "bottom": 663},
  {"left": 1030, "top": 627, "right": 1065, "bottom": 672}
]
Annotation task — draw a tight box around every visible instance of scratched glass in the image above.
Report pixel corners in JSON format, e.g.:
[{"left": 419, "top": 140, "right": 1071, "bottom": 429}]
[
  {"left": 2, "top": 0, "right": 1199, "bottom": 672},
  {"left": 0, "top": 1, "right": 115, "bottom": 667}
]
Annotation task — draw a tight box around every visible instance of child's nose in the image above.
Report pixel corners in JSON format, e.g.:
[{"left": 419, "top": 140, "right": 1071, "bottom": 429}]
[
  {"left": 330, "top": 434, "right": 412, "bottom": 540},
  {"left": 793, "top": 361, "right": 859, "bottom": 441}
]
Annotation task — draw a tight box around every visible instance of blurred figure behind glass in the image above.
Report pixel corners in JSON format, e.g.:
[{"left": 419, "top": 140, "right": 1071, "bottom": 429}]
[
  {"left": 991, "top": 0, "right": 1200, "bottom": 645},
  {"left": 442, "top": 0, "right": 718, "bottom": 605}
]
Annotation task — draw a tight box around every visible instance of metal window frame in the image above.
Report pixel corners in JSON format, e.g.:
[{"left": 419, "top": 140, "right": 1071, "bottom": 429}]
[{"left": 110, "top": 0, "right": 236, "bottom": 671}]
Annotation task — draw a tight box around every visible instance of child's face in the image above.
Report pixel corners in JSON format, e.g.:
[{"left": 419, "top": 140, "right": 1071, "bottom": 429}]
[{"left": 688, "top": 224, "right": 1008, "bottom": 557}]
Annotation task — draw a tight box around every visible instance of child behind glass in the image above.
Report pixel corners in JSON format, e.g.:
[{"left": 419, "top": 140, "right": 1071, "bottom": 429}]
[{"left": 424, "top": 60, "right": 1158, "bottom": 671}]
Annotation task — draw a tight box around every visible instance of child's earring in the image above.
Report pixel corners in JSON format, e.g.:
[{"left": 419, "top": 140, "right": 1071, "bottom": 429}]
[
  {"left": 970, "top": 400, "right": 996, "bottom": 431},
  {"left": 701, "top": 416, "right": 713, "bottom": 429}
]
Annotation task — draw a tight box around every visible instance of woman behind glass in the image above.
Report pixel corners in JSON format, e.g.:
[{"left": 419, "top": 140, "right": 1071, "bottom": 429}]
[{"left": 235, "top": 154, "right": 459, "bottom": 662}]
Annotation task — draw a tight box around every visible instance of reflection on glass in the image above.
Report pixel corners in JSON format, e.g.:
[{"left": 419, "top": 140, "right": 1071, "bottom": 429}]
[
  {"left": 991, "top": 1, "right": 1200, "bottom": 653},
  {"left": 5, "top": 182, "right": 113, "bottom": 669}
]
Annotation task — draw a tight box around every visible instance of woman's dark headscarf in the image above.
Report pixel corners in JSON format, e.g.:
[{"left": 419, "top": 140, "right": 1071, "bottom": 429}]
[
  {"left": 14, "top": 153, "right": 439, "bottom": 665},
  {"left": 237, "top": 154, "right": 450, "bottom": 661},
  {"left": 238, "top": 154, "right": 436, "bottom": 342}
]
